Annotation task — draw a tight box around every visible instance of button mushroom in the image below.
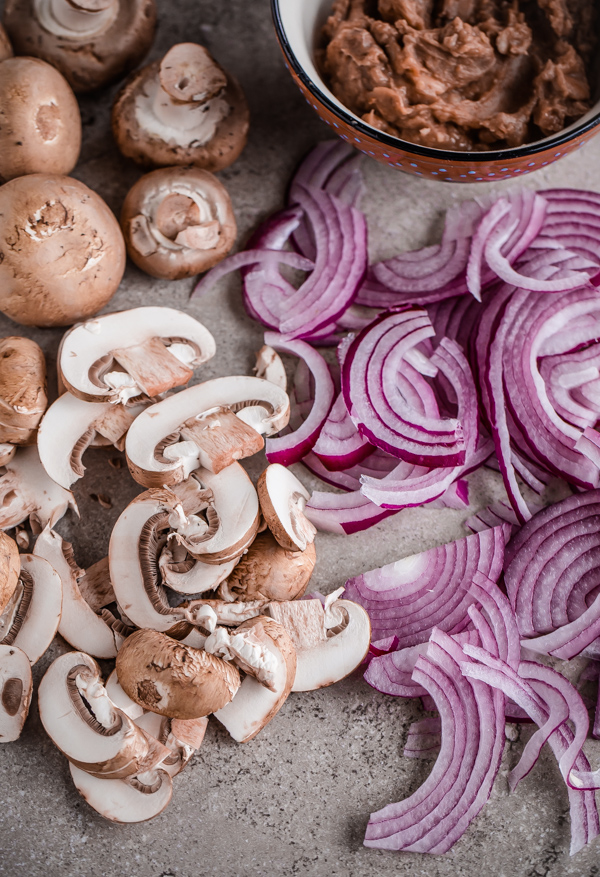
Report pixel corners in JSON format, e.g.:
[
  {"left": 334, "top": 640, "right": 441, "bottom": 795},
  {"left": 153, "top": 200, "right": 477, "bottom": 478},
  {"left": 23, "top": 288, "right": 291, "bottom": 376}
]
[
  {"left": 0, "top": 554, "right": 63, "bottom": 664},
  {"left": 3, "top": 0, "right": 157, "bottom": 93},
  {"left": 121, "top": 167, "right": 237, "bottom": 280},
  {"left": 0, "top": 446, "right": 76, "bottom": 530},
  {"left": 0, "top": 337, "right": 47, "bottom": 450},
  {"left": 0, "top": 57, "right": 81, "bottom": 181},
  {"left": 125, "top": 375, "right": 290, "bottom": 487},
  {"left": 0, "top": 175, "right": 126, "bottom": 327},
  {"left": 257, "top": 464, "right": 317, "bottom": 552},
  {"left": 38, "top": 650, "right": 171, "bottom": 778},
  {"left": 58, "top": 307, "right": 216, "bottom": 404},
  {"left": 267, "top": 595, "right": 371, "bottom": 692},
  {"left": 115, "top": 628, "right": 241, "bottom": 719},
  {"left": 0, "top": 644, "right": 32, "bottom": 742},
  {"left": 213, "top": 617, "right": 296, "bottom": 743},
  {"left": 112, "top": 42, "right": 249, "bottom": 172}
]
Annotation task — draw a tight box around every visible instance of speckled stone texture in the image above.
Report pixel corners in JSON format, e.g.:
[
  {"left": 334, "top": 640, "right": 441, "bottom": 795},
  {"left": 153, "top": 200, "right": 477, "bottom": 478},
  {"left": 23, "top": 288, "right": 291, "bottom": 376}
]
[{"left": 1, "top": 2, "right": 600, "bottom": 876}]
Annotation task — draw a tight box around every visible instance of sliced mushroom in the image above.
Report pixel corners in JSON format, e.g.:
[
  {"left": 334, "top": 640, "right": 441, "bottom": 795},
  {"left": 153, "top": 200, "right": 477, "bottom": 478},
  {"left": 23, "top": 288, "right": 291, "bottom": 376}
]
[
  {"left": 213, "top": 617, "right": 296, "bottom": 743},
  {"left": 159, "top": 541, "right": 237, "bottom": 596},
  {"left": 0, "top": 337, "right": 47, "bottom": 445},
  {"left": 77, "top": 557, "right": 115, "bottom": 614},
  {"left": 0, "top": 555, "right": 62, "bottom": 664},
  {"left": 0, "top": 445, "right": 76, "bottom": 531},
  {"left": 38, "top": 392, "right": 147, "bottom": 488},
  {"left": 0, "top": 57, "right": 81, "bottom": 181},
  {"left": 59, "top": 307, "right": 216, "bottom": 403},
  {"left": 69, "top": 763, "right": 173, "bottom": 824},
  {"left": 105, "top": 668, "right": 145, "bottom": 720},
  {"left": 0, "top": 644, "right": 32, "bottom": 742},
  {"left": 112, "top": 42, "right": 249, "bottom": 172},
  {"left": 109, "top": 471, "right": 258, "bottom": 632},
  {"left": 220, "top": 531, "right": 315, "bottom": 604},
  {"left": 0, "top": 444, "right": 15, "bottom": 466},
  {"left": 125, "top": 375, "right": 289, "bottom": 486},
  {"left": 255, "top": 345, "right": 287, "bottom": 391},
  {"left": 39, "top": 651, "right": 170, "bottom": 778},
  {"left": 121, "top": 167, "right": 237, "bottom": 280},
  {"left": 257, "top": 464, "right": 316, "bottom": 552},
  {"left": 0, "top": 174, "right": 126, "bottom": 327},
  {"left": 267, "top": 596, "right": 371, "bottom": 692},
  {"left": 116, "top": 628, "right": 241, "bottom": 719},
  {"left": 3, "top": 0, "right": 157, "bottom": 93},
  {"left": 0, "top": 531, "right": 20, "bottom": 615},
  {"left": 33, "top": 527, "right": 123, "bottom": 659},
  {"left": 134, "top": 710, "right": 208, "bottom": 777}
]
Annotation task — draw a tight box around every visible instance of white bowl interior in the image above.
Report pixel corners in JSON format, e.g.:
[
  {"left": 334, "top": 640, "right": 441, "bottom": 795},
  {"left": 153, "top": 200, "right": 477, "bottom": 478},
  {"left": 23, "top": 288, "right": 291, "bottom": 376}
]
[{"left": 277, "top": 0, "right": 600, "bottom": 153}]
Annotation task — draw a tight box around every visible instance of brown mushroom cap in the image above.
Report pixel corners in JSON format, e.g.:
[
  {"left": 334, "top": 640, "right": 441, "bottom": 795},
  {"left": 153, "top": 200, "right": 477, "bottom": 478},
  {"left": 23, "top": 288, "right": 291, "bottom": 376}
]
[
  {"left": 0, "top": 531, "right": 20, "bottom": 615},
  {"left": 3, "top": 0, "right": 157, "bottom": 93},
  {"left": 0, "top": 57, "right": 81, "bottom": 182},
  {"left": 112, "top": 47, "right": 249, "bottom": 172},
  {"left": 0, "top": 175, "right": 126, "bottom": 327},
  {"left": 0, "top": 337, "right": 47, "bottom": 443},
  {"left": 116, "top": 628, "right": 241, "bottom": 719},
  {"left": 223, "top": 530, "right": 316, "bottom": 603},
  {"left": 121, "top": 166, "right": 237, "bottom": 280},
  {"left": 0, "top": 23, "right": 13, "bottom": 62}
]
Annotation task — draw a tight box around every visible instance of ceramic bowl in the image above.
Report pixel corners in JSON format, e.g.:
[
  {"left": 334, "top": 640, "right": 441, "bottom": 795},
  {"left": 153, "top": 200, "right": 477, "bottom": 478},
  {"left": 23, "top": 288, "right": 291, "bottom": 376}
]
[{"left": 271, "top": 0, "right": 600, "bottom": 183}]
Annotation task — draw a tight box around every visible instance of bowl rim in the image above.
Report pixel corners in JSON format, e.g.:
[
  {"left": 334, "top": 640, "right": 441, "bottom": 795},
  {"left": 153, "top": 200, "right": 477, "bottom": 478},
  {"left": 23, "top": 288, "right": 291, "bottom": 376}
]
[{"left": 271, "top": 0, "right": 600, "bottom": 164}]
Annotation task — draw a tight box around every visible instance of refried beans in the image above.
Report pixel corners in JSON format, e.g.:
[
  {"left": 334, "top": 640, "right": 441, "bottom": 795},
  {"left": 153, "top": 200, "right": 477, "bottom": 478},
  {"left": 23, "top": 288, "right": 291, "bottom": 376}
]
[{"left": 319, "top": 0, "right": 598, "bottom": 150}]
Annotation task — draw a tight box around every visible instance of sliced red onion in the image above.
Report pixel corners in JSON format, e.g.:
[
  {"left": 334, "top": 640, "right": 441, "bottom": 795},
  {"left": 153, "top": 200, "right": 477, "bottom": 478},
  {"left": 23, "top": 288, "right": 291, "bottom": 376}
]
[
  {"left": 344, "top": 524, "right": 507, "bottom": 646},
  {"left": 264, "top": 333, "right": 335, "bottom": 466},
  {"left": 465, "top": 501, "right": 523, "bottom": 534},
  {"left": 576, "top": 428, "right": 600, "bottom": 468},
  {"left": 192, "top": 245, "right": 312, "bottom": 304},
  {"left": 312, "top": 392, "right": 373, "bottom": 471},
  {"left": 403, "top": 716, "right": 441, "bottom": 759}
]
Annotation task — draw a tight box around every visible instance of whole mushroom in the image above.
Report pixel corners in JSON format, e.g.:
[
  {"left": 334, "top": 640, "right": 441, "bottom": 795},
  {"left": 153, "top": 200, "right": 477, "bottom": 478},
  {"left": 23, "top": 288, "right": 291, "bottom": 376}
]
[
  {"left": 3, "top": 0, "right": 157, "bottom": 93},
  {"left": 121, "top": 167, "right": 237, "bottom": 280},
  {"left": 0, "top": 57, "right": 81, "bottom": 181},
  {"left": 0, "top": 175, "right": 126, "bottom": 327},
  {"left": 112, "top": 42, "right": 249, "bottom": 172}
]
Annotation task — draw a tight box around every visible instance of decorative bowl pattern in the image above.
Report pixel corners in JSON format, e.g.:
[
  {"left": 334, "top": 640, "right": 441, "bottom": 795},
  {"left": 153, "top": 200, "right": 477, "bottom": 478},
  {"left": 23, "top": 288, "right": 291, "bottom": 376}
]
[{"left": 272, "top": 0, "right": 600, "bottom": 183}]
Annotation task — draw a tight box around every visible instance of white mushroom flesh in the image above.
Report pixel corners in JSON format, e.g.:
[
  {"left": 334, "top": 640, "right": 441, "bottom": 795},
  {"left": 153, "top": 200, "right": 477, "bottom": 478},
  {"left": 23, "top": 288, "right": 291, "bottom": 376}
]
[
  {"left": 0, "top": 445, "right": 76, "bottom": 530},
  {"left": 0, "top": 644, "right": 32, "bottom": 743},
  {"left": 204, "top": 626, "right": 278, "bottom": 690},
  {"left": 34, "top": 0, "right": 118, "bottom": 38},
  {"left": 2, "top": 555, "right": 63, "bottom": 665},
  {"left": 136, "top": 77, "right": 230, "bottom": 149},
  {"left": 69, "top": 763, "right": 173, "bottom": 824},
  {"left": 255, "top": 345, "right": 287, "bottom": 391}
]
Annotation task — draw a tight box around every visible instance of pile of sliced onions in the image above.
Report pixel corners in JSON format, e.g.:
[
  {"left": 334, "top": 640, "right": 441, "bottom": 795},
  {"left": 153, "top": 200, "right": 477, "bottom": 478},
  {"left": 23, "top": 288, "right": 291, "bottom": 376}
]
[{"left": 193, "top": 141, "right": 600, "bottom": 533}]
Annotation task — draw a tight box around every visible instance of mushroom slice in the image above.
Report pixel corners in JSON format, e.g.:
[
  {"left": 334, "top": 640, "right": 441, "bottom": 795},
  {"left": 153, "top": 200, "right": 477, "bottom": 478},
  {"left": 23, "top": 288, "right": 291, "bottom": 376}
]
[
  {"left": 77, "top": 557, "right": 115, "bottom": 613},
  {"left": 213, "top": 617, "right": 296, "bottom": 743},
  {"left": 112, "top": 42, "right": 249, "bottom": 172},
  {"left": 0, "top": 444, "right": 15, "bottom": 466},
  {"left": 0, "top": 531, "right": 20, "bottom": 615},
  {"left": 268, "top": 597, "right": 371, "bottom": 692},
  {"left": 39, "top": 651, "right": 170, "bottom": 779},
  {"left": 0, "top": 644, "right": 32, "bottom": 742},
  {"left": 38, "top": 392, "right": 147, "bottom": 488},
  {"left": 116, "top": 628, "right": 241, "bottom": 719},
  {"left": 105, "top": 669, "right": 144, "bottom": 720},
  {"left": 69, "top": 764, "right": 173, "bottom": 824},
  {"left": 0, "top": 445, "right": 76, "bottom": 531},
  {"left": 255, "top": 345, "right": 287, "bottom": 391},
  {"left": 121, "top": 167, "right": 237, "bottom": 280},
  {"left": 125, "top": 376, "right": 289, "bottom": 486},
  {"left": 59, "top": 307, "right": 216, "bottom": 403},
  {"left": 34, "top": 527, "right": 122, "bottom": 659},
  {"left": 134, "top": 710, "right": 208, "bottom": 777},
  {"left": 158, "top": 543, "right": 237, "bottom": 596},
  {"left": 219, "top": 531, "right": 315, "bottom": 603},
  {"left": 257, "top": 464, "right": 316, "bottom": 552},
  {"left": 0, "top": 337, "right": 47, "bottom": 444},
  {"left": 0, "top": 555, "right": 62, "bottom": 664}
]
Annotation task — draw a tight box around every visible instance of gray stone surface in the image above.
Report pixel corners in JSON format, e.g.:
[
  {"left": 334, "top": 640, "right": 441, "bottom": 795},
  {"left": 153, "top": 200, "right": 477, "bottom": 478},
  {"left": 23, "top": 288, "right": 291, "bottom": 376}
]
[{"left": 0, "top": 2, "right": 600, "bottom": 876}]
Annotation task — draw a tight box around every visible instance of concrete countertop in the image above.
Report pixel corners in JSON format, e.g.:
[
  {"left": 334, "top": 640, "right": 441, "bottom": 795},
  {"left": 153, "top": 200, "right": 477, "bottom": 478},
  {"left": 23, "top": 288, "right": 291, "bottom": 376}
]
[{"left": 0, "top": 2, "right": 599, "bottom": 876}]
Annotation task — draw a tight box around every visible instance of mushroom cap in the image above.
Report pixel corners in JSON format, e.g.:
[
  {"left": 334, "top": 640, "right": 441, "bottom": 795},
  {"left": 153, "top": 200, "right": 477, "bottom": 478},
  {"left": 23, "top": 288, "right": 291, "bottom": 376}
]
[
  {"left": 0, "top": 175, "right": 126, "bottom": 327},
  {"left": 59, "top": 307, "right": 216, "bottom": 403},
  {"left": 257, "top": 464, "right": 317, "bottom": 552},
  {"left": 3, "top": 0, "right": 157, "bottom": 93},
  {"left": 0, "top": 644, "right": 32, "bottom": 742},
  {"left": 112, "top": 55, "right": 249, "bottom": 172},
  {"left": 0, "top": 337, "right": 47, "bottom": 443},
  {"left": 0, "top": 531, "right": 20, "bottom": 615},
  {"left": 0, "top": 445, "right": 76, "bottom": 531},
  {"left": 116, "top": 628, "right": 241, "bottom": 719},
  {"left": 1, "top": 554, "right": 63, "bottom": 664},
  {"left": 69, "top": 763, "right": 173, "bottom": 823},
  {"left": 223, "top": 531, "right": 315, "bottom": 603},
  {"left": 125, "top": 375, "right": 289, "bottom": 487},
  {"left": 213, "top": 616, "right": 296, "bottom": 743},
  {"left": 0, "top": 57, "right": 81, "bottom": 181},
  {"left": 121, "top": 167, "right": 237, "bottom": 280}
]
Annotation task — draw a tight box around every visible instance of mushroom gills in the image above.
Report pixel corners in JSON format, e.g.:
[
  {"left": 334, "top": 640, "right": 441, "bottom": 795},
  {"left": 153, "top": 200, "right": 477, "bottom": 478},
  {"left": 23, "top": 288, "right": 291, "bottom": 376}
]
[
  {"left": 0, "top": 644, "right": 32, "bottom": 741},
  {"left": 0, "top": 556, "right": 62, "bottom": 664}
]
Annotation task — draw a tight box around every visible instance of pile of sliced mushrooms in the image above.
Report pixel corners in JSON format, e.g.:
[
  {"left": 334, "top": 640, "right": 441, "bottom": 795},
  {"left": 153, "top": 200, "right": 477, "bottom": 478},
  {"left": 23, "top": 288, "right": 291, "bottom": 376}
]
[{"left": 0, "top": 306, "right": 371, "bottom": 823}]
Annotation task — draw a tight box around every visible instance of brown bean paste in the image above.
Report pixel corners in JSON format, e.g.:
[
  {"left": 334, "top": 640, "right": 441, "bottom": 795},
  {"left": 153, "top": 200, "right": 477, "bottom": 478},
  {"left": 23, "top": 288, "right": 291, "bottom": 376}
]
[{"left": 318, "top": 0, "right": 598, "bottom": 150}]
